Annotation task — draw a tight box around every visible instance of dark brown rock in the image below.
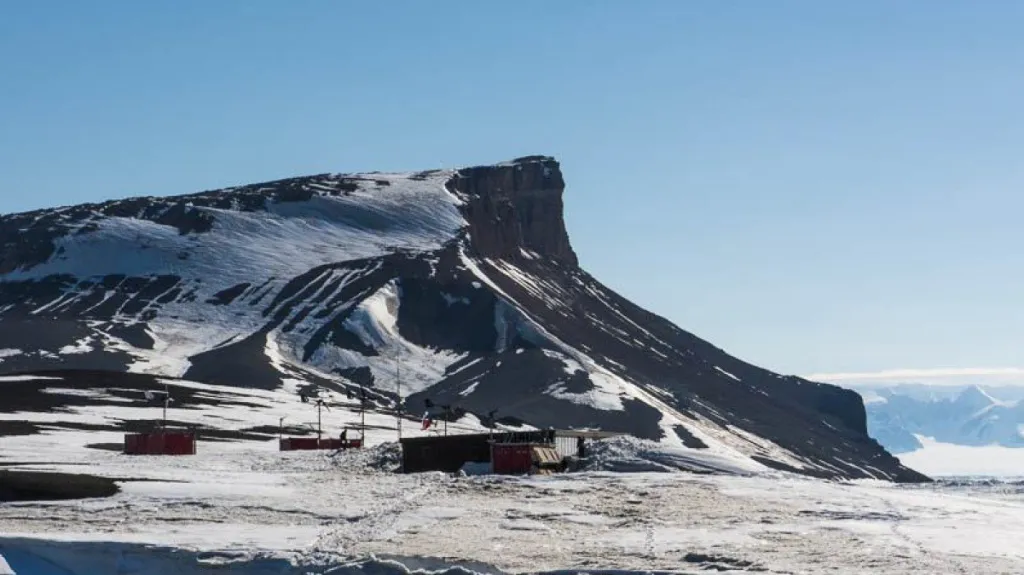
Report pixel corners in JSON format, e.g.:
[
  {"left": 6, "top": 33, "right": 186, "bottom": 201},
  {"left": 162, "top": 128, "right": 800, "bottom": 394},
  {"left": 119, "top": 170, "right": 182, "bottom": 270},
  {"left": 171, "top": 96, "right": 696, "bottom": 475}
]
[{"left": 451, "top": 156, "right": 578, "bottom": 265}]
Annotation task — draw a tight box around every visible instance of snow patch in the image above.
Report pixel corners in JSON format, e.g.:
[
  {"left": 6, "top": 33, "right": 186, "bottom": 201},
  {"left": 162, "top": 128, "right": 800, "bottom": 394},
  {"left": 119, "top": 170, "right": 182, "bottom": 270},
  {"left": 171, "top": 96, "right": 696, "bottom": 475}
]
[
  {"left": 58, "top": 337, "right": 93, "bottom": 356},
  {"left": 343, "top": 281, "right": 466, "bottom": 396},
  {"left": 545, "top": 381, "right": 622, "bottom": 411},
  {"left": 539, "top": 350, "right": 625, "bottom": 411},
  {"left": 0, "top": 375, "right": 63, "bottom": 383},
  {"left": 445, "top": 357, "right": 483, "bottom": 378},
  {"left": 38, "top": 388, "right": 134, "bottom": 403},
  {"left": 714, "top": 366, "right": 740, "bottom": 382},
  {"left": 583, "top": 436, "right": 764, "bottom": 475}
]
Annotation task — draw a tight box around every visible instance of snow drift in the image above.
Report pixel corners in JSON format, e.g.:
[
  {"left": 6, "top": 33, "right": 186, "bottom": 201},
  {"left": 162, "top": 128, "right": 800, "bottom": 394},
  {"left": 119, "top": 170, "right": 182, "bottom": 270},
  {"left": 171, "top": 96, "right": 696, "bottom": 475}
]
[{"left": 581, "top": 436, "right": 764, "bottom": 475}]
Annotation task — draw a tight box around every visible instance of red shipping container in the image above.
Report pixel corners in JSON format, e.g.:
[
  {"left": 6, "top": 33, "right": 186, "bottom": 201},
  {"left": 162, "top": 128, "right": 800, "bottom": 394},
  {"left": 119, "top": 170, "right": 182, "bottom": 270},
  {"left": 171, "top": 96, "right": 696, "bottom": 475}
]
[
  {"left": 491, "top": 443, "right": 534, "bottom": 475},
  {"left": 124, "top": 432, "right": 196, "bottom": 455}
]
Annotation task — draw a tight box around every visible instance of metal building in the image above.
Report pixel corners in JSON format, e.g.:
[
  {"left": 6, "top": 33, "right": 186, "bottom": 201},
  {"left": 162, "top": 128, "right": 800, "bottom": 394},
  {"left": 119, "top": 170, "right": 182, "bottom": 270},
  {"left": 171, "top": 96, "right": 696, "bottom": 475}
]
[
  {"left": 399, "top": 429, "right": 619, "bottom": 473},
  {"left": 123, "top": 431, "right": 196, "bottom": 455}
]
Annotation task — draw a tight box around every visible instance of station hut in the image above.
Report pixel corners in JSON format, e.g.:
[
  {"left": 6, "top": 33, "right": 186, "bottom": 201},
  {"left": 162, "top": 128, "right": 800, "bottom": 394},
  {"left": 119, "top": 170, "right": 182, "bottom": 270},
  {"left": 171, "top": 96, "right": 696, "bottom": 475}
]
[
  {"left": 399, "top": 429, "right": 618, "bottom": 474},
  {"left": 124, "top": 429, "right": 197, "bottom": 456},
  {"left": 122, "top": 386, "right": 196, "bottom": 456}
]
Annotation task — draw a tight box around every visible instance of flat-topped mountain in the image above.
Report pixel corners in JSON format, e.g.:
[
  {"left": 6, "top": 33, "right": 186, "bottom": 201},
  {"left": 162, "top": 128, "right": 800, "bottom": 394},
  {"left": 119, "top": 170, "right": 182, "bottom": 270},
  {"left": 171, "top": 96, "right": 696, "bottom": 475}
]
[{"left": 0, "top": 156, "right": 927, "bottom": 481}]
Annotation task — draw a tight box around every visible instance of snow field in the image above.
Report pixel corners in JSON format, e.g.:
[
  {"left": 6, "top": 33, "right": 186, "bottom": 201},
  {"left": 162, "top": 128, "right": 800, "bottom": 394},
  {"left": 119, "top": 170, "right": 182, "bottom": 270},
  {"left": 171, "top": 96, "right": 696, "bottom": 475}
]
[
  {"left": 2, "top": 444, "right": 1024, "bottom": 574},
  {"left": 4, "top": 171, "right": 464, "bottom": 379}
]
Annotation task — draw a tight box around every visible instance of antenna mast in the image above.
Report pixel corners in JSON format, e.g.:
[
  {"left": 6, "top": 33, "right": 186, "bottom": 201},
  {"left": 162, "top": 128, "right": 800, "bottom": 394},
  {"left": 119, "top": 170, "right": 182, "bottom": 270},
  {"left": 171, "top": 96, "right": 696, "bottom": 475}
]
[
  {"left": 316, "top": 399, "right": 324, "bottom": 442},
  {"left": 162, "top": 382, "right": 169, "bottom": 429},
  {"left": 396, "top": 351, "right": 403, "bottom": 440},
  {"left": 360, "top": 387, "right": 366, "bottom": 442}
]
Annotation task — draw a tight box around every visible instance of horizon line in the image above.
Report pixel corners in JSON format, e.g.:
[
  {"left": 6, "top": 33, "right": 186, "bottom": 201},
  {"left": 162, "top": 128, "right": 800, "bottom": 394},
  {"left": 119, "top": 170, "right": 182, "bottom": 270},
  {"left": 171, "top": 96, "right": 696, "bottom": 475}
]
[{"left": 806, "top": 367, "right": 1024, "bottom": 384}]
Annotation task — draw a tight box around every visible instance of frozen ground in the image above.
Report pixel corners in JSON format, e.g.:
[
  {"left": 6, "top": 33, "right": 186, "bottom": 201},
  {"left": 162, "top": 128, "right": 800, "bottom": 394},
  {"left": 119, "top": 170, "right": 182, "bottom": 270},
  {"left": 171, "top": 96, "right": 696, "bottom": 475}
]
[{"left": 2, "top": 436, "right": 1024, "bottom": 574}]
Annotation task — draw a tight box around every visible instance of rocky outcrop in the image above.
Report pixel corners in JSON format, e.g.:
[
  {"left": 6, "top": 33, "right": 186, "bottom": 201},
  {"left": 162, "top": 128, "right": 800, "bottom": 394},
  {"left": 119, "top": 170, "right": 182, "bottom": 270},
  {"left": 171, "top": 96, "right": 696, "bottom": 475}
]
[{"left": 452, "top": 156, "right": 577, "bottom": 265}]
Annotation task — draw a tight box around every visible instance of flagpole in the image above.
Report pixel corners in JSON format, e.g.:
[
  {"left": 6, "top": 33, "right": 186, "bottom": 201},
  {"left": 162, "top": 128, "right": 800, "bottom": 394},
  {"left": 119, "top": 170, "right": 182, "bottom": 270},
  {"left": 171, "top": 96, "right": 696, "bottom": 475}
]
[{"left": 317, "top": 400, "right": 323, "bottom": 443}]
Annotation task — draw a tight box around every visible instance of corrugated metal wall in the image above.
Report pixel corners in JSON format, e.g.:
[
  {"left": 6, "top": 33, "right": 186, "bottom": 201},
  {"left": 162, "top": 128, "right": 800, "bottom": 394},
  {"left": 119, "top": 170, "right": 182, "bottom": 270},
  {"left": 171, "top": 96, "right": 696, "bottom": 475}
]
[
  {"left": 279, "top": 438, "right": 363, "bottom": 451},
  {"left": 400, "top": 430, "right": 615, "bottom": 473},
  {"left": 401, "top": 434, "right": 493, "bottom": 473},
  {"left": 554, "top": 435, "right": 580, "bottom": 459}
]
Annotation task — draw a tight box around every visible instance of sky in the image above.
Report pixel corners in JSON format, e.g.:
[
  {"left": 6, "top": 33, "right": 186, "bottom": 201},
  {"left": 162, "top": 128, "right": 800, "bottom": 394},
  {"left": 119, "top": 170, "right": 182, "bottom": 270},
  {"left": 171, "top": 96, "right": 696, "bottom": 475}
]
[{"left": 1, "top": 1, "right": 1022, "bottom": 386}]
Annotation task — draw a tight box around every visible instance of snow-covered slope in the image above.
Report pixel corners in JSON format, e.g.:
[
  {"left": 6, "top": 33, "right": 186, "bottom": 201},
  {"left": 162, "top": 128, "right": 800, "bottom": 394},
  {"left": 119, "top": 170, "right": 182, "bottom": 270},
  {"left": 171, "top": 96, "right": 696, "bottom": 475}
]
[{"left": 0, "top": 156, "right": 924, "bottom": 481}]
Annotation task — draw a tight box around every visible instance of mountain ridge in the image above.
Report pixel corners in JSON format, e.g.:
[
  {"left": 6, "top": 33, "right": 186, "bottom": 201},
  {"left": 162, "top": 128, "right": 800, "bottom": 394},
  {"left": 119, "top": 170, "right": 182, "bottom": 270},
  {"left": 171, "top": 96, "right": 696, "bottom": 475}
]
[
  {"left": 0, "top": 156, "right": 927, "bottom": 482},
  {"left": 862, "top": 384, "right": 1024, "bottom": 453}
]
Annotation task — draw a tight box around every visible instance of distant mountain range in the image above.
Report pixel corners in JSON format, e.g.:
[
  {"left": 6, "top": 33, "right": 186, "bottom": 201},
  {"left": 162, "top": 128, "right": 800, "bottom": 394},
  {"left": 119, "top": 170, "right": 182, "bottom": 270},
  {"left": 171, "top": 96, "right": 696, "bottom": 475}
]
[{"left": 852, "top": 384, "right": 1024, "bottom": 453}]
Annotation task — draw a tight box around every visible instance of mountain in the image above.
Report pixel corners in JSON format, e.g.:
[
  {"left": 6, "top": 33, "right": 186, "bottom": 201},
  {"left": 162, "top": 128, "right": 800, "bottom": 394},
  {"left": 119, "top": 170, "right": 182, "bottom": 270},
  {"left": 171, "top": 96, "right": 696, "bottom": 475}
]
[
  {"left": 861, "top": 384, "right": 1024, "bottom": 453},
  {"left": 0, "top": 156, "right": 925, "bottom": 481}
]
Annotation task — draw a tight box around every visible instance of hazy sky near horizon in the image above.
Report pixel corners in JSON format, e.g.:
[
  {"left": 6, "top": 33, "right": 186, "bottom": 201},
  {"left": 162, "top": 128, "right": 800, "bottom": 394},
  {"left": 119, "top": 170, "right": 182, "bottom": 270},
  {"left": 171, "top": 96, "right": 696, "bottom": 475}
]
[{"left": 1, "top": 2, "right": 1022, "bottom": 385}]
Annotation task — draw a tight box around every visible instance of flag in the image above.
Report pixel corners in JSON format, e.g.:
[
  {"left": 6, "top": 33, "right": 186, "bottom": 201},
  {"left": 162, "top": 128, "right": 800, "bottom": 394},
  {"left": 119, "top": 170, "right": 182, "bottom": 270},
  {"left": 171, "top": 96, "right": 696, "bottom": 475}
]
[{"left": 421, "top": 411, "right": 432, "bottom": 430}]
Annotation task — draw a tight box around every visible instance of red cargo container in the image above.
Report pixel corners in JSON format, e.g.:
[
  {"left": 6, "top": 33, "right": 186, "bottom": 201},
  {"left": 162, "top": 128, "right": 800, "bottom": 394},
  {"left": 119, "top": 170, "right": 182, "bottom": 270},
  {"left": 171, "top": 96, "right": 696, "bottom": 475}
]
[
  {"left": 491, "top": 443, "right": 534, "bottom": 475},
  {"left": 491, "top": 442, "right": 565, "bottom": 475},
  {"left": 279, "top": 437, "right": 363, "bottom": 451},
  {"left": 123, "top": 432, "right": 196, "bottom": 455}
]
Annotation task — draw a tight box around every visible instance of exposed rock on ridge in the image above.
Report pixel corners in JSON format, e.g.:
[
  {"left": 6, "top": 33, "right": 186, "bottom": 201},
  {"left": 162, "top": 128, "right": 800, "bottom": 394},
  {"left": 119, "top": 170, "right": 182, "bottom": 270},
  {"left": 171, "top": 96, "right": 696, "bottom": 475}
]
[{"left": 453, "top": 156, "right": 577, "bottom": 265}]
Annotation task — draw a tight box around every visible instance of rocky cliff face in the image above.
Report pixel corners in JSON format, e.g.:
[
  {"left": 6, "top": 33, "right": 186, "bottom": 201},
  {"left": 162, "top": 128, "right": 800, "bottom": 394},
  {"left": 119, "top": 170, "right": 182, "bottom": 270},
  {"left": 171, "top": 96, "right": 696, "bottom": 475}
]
[
  {"left": 453, "top": 156, "right": 577, "bottom": 265},
  {"left": 0, "top": 156, "right": 927, "bottom": 482}
]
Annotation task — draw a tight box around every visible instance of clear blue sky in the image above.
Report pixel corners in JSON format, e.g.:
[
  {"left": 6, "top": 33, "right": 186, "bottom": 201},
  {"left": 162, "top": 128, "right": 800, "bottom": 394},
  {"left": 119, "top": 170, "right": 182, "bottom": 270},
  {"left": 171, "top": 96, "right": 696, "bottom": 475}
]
[{"left": 2, "top": 1, "right": 1023, "bottom": 383}]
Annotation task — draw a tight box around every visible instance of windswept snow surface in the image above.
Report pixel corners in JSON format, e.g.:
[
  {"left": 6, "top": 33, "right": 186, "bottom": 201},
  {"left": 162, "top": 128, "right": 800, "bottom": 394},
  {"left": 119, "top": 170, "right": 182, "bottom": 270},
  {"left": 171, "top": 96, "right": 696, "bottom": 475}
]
[
  {"left": 0, "top": 381, "right": 1020, "bottom": 573},
  {"left": 2, "top": 440, "right": 1024, "bottom": 574},
  {"left": 0, "top": 381, "right": 1018, "bottom": 574},
  {"left": 3, "top": 171, "right": 464, "bottom": 380},
  {"left": 5, "top": 172, "right": 462, "bottom": 285}
]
